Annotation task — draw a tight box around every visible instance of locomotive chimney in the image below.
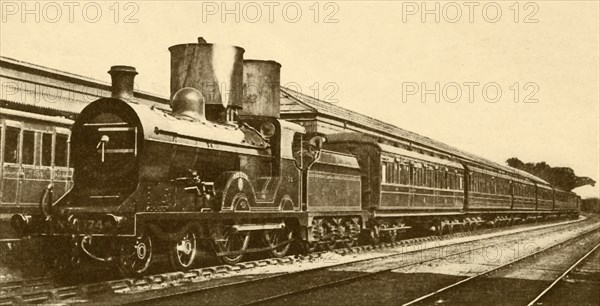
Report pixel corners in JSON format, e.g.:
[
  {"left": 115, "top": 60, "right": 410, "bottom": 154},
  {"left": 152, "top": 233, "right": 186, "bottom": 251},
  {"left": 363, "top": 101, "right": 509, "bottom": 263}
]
[
  {"left": 240, "top": 60, "right": 281, "bottom": 118},
  {"left": 108, "top": 65, "right": 138, "bottom": 100},
  {"left": 169, "top": 37, "right": 244, "bottom": 122}
]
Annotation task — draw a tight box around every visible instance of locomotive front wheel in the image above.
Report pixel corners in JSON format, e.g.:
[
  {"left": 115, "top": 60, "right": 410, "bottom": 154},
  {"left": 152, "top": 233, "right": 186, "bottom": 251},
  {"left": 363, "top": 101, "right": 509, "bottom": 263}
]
[
  {"left": 216, "top": 229, "right": 250, "bottom": 264},
  {"left": 117, "top": 234, "right": 153, "bottom": 276},
  {"left": 264, "top": 228, "right": 293, "bottom": 258},
  {"left": 169, "top": 231, "right": 198, "bottom": 270}
]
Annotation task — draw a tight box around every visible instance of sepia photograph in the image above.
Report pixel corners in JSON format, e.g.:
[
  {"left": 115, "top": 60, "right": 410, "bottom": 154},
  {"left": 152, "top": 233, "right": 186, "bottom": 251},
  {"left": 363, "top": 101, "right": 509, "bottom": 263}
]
[{"left": 0, "top": 1, "right": 599, "bottom": 305}]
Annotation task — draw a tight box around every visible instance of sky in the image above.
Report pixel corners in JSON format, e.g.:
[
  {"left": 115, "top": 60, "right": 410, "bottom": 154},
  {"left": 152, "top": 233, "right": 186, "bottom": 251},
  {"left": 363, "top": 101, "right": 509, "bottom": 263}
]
[{"left": 1, "top": 1, "right": 599, "bottom": 198}]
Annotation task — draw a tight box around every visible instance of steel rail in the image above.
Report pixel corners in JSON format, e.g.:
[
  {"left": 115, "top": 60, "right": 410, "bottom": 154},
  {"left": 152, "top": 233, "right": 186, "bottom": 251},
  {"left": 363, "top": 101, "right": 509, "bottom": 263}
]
[
  {"left": 526, "top": 241, "right": 600, "bottom": 306},
  {"left": 0, "top": 217, "right": 587, "bottom": 305},
  {"left": 130, "top": 220, "right": 582, "bottom": 305},
  {"left": 238, "top": 225, "right": 599, "bottom": 306},
  {"left": 401, "top": 227, "right": 600, "bottom": 306}
]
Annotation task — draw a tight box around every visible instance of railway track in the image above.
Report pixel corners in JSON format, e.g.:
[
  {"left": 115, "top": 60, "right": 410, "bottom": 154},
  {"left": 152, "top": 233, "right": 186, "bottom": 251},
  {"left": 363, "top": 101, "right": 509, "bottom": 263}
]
[
  {"left": 0, "top": 277, "right": 52, "bottom": 295},
  {"left": 0, "top": 217, "right": 567, "bottom": 291},
  {"left": 240, "top": 223, "right": 600, "bottom": 306},
  {"left": 527, "top": 240, "right": 600, "bottom": 306},
  {"left": 399, "top": 226, "right": 600, "bottom": 305},
  {"left": 0, "top": 217, "right": 591, "bottom": 305},
  {"left": 91, "top": 216, "right": 595, "bottom": 305}
]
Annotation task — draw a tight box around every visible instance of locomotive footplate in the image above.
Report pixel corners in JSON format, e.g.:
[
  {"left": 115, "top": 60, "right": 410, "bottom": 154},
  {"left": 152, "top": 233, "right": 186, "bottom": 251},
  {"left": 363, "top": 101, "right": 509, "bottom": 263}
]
[
  {"left": 135, "top": 211, "right": 308, "bottom": 224},
  {"left": 11, "top": 212, "right": 135, "bottom": 237}
]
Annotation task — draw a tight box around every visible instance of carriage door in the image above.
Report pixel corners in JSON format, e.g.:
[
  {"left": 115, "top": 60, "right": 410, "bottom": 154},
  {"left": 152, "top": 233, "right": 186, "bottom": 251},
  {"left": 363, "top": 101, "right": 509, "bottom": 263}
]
[
  {"left": 18, "top": 128, "right": 39, "bottom": 206},
  {"left": 52, "top": 130, "right": 71, "bottom": 198},
  {"left": 1, "top": 121, "right": 21, "bottom": 205}
]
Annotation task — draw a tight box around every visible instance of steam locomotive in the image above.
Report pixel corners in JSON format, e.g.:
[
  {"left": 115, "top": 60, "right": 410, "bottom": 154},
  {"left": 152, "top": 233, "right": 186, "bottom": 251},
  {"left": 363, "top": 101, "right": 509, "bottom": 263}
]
[{"left": 10, "top": 38, "right": 579, "bottom": 275}]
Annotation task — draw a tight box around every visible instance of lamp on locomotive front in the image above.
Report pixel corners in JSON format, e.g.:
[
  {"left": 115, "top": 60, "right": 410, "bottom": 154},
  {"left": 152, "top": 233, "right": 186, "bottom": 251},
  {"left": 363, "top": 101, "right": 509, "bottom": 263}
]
[{"left": 108, "top": 65, "right": 138, "bottom": 100}]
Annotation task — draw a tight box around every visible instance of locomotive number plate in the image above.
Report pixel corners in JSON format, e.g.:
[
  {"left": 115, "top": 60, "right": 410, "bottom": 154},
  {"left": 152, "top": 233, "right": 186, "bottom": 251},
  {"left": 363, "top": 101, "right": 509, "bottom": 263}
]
[
  {"left": 56, "top": 217, "right": 113, "bottom": 234},
  {"left": 83, "top": 219, "right": 106, "bottom": 232}
]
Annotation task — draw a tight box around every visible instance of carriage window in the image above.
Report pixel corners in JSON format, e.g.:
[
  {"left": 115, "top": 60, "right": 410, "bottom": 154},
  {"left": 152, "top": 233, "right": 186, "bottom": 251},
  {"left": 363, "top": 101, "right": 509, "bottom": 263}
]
[
  {"left": 452, "top": 173, "right": 458, "bottom": 190},
  {"left": 55, "top": 134, "right": 68, "bottom": 167},
  {"left": 388, "top": 163, "right": 395, "bottom": 183},
  {"left": 413, "top": 168, "right": 419, "bottom": 186},
  {"left": 400, "top": 164, "right": 409, "bottom": 185},
  {"left": 453, "top": 173, "right": 459, "bottom": 190},
  {"left": 41, "top": 133, "right": 53, "bottom": 166},
  {"left": 4, "top": 127, "right": 20, "bottom": 163},
  {"left": 426, "top": 169, "right": 432, "bottom": 187},
  {"left": 440, "top": 171, "right": 446, "bottom": 189},
  {"left": 22, "top": 130, "right": 35, "bottom": 165},
  {"left": 441, "top": 170, "right": 446, "bottom": 189}
]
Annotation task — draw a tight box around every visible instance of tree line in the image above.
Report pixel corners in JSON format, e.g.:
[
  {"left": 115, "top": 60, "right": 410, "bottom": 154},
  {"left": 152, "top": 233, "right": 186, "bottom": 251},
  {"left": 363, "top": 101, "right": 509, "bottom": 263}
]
[{"left": 506, "top": 157, "right": 596, "bottom": 192}]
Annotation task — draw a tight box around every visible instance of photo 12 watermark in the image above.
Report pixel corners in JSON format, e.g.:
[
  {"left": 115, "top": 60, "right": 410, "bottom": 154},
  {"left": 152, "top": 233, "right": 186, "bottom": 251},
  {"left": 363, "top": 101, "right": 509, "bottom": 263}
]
[
  {"left": 283, "top": 81, "right": 340, "bottom": 104},
  {"left": 401, "top": 1, "right": 540, "bottom": 24},
  {"left": 0, "top": 79, "right": 141, "bottom": 104},
  {"left": 0, "top": 79, "right": 341, "bottom": 108},
  {"left": 200, "top": 1, "right": 340, "bottom": 23},
  {"left": 1, "top": 1, "right": 140, "bottom": 23},
  {"left": 401, "top": 82, "right": 540, "bottom": 104}
]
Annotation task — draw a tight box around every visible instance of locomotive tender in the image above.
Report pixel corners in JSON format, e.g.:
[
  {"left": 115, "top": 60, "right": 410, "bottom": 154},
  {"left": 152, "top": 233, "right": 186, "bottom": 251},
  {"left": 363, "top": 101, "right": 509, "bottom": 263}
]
[{"left": 10, "top": 37, "right": 579, "bottom": 275}]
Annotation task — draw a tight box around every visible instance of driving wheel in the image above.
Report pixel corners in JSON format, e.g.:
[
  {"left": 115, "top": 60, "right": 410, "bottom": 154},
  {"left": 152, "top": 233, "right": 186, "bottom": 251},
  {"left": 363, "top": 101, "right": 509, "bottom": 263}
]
[
  {"left": 215, "top": 228, "right": 250, "bottom": 264},
  {"left": 169, "top": 231, "right": 198, "bottom": 270}
]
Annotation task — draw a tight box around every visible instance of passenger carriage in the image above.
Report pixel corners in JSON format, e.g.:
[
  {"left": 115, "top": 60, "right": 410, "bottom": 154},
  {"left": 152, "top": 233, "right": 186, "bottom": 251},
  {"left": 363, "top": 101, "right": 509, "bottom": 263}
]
[{"left": 0, "top": 108, "right": 72, "bottom": 238}]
